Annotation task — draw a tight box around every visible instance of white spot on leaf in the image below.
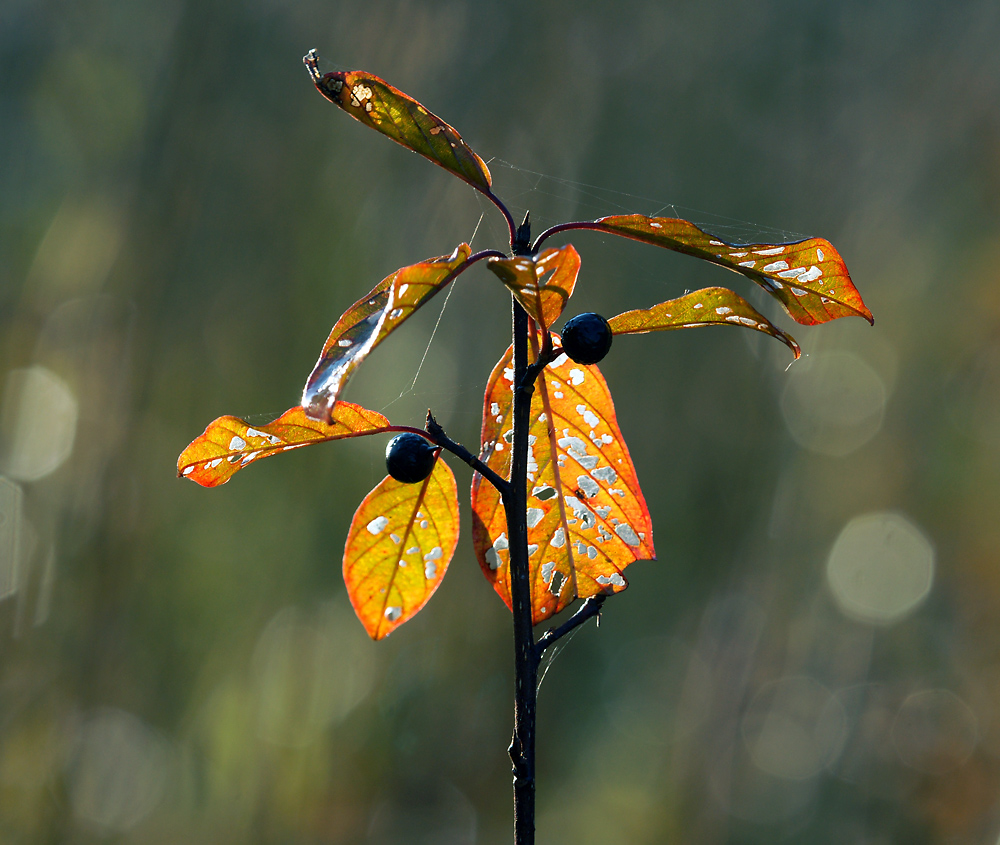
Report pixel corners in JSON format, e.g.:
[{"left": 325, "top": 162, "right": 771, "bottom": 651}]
[
  {"left": 615, "top": 524, "right": 641, "bottom": 546},
  {"left": 577, "top": 476, "right": 600, "bottom": 498},
  {"left": 367, "top": 516, "right": 388, "bottom": 535},
  {"left": 592, "top": 466, "right": 617, "bottom": 483},
  {"left": 576, "top": 404, "right": 600, "bottom": 428}
]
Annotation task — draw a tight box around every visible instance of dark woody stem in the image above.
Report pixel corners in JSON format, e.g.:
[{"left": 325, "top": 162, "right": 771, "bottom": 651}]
[{"left": 421, "top": 414, "right": 510, "bottom": 495}]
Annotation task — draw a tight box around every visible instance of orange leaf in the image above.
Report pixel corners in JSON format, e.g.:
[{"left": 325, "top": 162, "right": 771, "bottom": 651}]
[
  {"left": 305, "top": 51, "right": 492, "bottom": 194},
  {"left": 177, "top": 402, "right": 390, "bottom": 488},
  {"left": 471, "top": 338, "right": 654, "bottom": 625},
  {"left": 301, "top": 244, "right": 472, "bottom": 422},
  {"left": 608, "top": 286, "right": 801, "bottom": 359},
  {"left": 589, "top": 215, "right": 872, "bottom": 327},
  {"left": 343, "top": 456, "right": 459, "bottom": 639},
  {"left": 486, "top": 245, "right": 581, "bottom": 328}
]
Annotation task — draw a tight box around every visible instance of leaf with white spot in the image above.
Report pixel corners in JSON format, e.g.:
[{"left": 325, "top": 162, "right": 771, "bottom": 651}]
[
  {"left": 486, "top": 245, "right": 581, "bottom": 328},
  {"left": 471, "top": 337, "right": 653, "bottom": 625},
  {"left": 343, "top": 456, "right": 459, "bottom": 639},
  {"left": 305, "top": 51, "right": 492, "bottom": 194},
  {"left": 585, "top": 215, "right": 872, "bottom": 327},
  {"left": 608, "top": 287, "right": 801, "bottom": 359},
  {"left": 177, "top": 402, "right": 391, "bottom": 488},
  {"left": 302, "top": 244, "right": 472, "bottom": 422}
]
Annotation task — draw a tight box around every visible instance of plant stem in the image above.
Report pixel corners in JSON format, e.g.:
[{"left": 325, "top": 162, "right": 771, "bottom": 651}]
[
  {"left": 535, "top": 594, "right": 606, "bottom": 656},
  {"left": 422, "top": 414, "right": 510, "bottom": 495},
  {"left": 505, "top": 296, "right": 538, "bottom": 845}
]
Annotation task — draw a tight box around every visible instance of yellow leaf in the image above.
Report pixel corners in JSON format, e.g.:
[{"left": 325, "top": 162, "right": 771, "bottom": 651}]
[
  {"left": 471, "top": 338, "right": 654, "bottom": 624},
  {"left": 177, "top": 402, "right": 390, "bottom": 487},
  {"left": 486, "top": 245, "right": 581, "bottom": 328},
  {"left": 344, "top": 457, "right": 459, "bottom": 639}
]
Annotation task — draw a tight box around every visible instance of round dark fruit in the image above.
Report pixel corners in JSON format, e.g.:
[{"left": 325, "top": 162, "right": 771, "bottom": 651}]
[
  {"left": 385, "top": 433, "right": 437, "bottom": 483},
  {"left": 560, "top": 312, "right": 613, "bottom": 365}
]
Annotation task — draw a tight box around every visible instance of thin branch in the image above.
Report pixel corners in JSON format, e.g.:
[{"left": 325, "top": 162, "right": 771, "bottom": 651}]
[
  {"left": 482, "top": 189, "right": 519, "bottom": 253},
  {"left": 424, "top": 412, "right": 510, "bottom": 496},
  {"left": 531, "top": 220, "right": 605, "bottom": 252},
  {"left": 534, "top": 594, "right": 607, "bottom": 657}
]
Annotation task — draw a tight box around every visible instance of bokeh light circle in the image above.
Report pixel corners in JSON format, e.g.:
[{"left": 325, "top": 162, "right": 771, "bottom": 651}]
[
  {"left": 741, "top": 676, "right": 847, "bottom": 781},
  {"left": 781, "top": 351, "right": 885, "bottom": 456},
  {"left": 0, "top": 366, "right": 78, "bottom": 482},
  {"left": 826, "top": 512, "right": 934, "bottom": 625},
  {"left": 892, "top": 688, "right": 978, "bottom": 774}
]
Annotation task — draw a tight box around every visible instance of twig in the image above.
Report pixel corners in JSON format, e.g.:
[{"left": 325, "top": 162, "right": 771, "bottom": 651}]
[
  {"left": 424, "top": 412, "right": 510, "bottom": 496},
  {"left": 535, "top": 594, "right": 607, "bottom": 657}
]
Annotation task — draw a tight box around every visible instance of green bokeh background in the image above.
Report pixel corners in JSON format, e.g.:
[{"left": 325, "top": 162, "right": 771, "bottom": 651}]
[{"left": 2, "top": 0, "right": 1000, "bottom": 842}]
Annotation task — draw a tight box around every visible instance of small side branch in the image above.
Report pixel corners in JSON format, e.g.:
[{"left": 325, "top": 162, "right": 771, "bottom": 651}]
[
  {"left": 425, "top": 412, "right": 510, "bottom": 496},
  {"left": 535, "top": 594, "right": 607, "bottom": 657},
  {"left": 531, "top": 220, "right": 604, "bottom": 252}
]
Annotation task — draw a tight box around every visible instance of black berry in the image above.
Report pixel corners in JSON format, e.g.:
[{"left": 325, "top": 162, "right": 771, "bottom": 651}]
[
  {"left": 385, "top": 433, "right": 437, "bottom": 483},
  {"left": 560, "top": 312, "right": 613, "bottom": 365}
]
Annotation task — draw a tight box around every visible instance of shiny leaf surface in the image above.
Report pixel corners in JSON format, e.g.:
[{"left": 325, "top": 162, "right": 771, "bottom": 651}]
[
  {"left": 608, "top": 286, "right": 801, "bottom": 359},
  {"left": 589, "top": 215, "right": 872, "bottom": 326},
  {"left": 471, "top": 339, "right": 654, "bottom": 624},
  {"left": 302, "top": 244, "right": 472, "bottom": 422},
  {"left": 177, "top": 402, "right": 391, "bottom": 488},
  {"left": 305, "top": 51, "right": 492, "bottom": 193},
  {"left": 486, "top": 245, "right": 581, "bottom": 328},
  {"left": 343, "top": 456, "right": 459, "bottom": 639}
]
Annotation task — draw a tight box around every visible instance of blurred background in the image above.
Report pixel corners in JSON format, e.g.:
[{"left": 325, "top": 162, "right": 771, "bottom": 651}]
[{"left": 2, "top": 0, "right": 1000, "bottom": 841}]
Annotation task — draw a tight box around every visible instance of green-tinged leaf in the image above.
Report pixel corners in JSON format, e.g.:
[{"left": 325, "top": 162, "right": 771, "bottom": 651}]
[
  {"left": 588, "top": 215, "right": 873, "bottom": 327},
  {"left": 343, "top": 456, "right": 459, "bottom": 639},
  {"left": 471, "top": 337, "right": 653, "bottom": 625},
  {"left": 177, "top": 402, "right": 391, "bottom": 488},
  {"left": 608, "top": 286, "right": 801, "bottom": 359},
  {"left": 302, "top": 244, "right": 472, "bottom": 422},
  {"left": 305, "top": 50, "right": 492, "bottom": 193},
  {"left": 487, "top": 245, "right": 581, "bottom": 328}
]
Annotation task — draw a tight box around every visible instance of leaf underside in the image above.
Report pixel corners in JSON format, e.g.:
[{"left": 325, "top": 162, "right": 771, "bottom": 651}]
[
  {"left": 177, "top": 402, "right": 391, "bottom": 488},
  {"left": 591, "top": 215, "right": 873, "bottom": 327},
  {"left": 608, "top": 286, "right": 801, "bottom": 359},
  {"left": 344, "top": 456, "right": 459, "bottom": 639},
  {"left": 487, "top": 245, "right": 581, "bottom": 328},
  {"left": 471, "top": 337, "right": 654, "bottom": 625},
  {"left": 305, "top": 52, "right": 492, "bottom": 194},
  {"left": 301, "top": 244, "right": 472, "bottom": 423}
]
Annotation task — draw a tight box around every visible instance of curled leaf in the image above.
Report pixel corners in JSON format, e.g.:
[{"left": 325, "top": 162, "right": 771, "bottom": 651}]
[
  {"left": 343, "top": 456, "right": 459, "bottom": 639},
  {"left": 587, "top": 215, "right": 872, "bottom": 327},
  {"left": 487, "top": 245, "right": 581, "bottom": 328},
  {"left": 177, "top": 402, "right": 391, "bottom": 488},
  {"left": 305, "top": 50, "right": 492, "bottom": 193},
  {"left": 608, "top": 286, "right": 801, "bottom": 359},
  {"left": 471, "top": 338, "right": 653, "bottom": 625},
  {"left": 302, "top": 244, "right": 472, "bottom": 422}
]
